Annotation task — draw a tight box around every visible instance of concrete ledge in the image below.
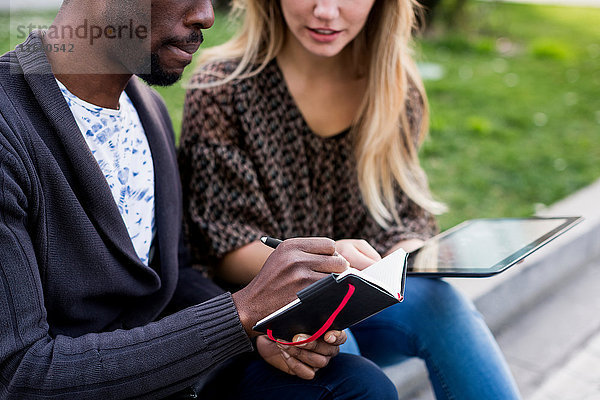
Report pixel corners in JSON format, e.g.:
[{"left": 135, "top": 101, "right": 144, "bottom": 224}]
[
  {"left": 384, "top": 178, "right": 600, "bottom": 398},
  {"left": 485, "top": 0, "right": 600, "bottom": 7},
  {"left": 452, "top": 178, "right": 600, "bottom": 332},
  {"left": 1, "top": 1, "right": 62, "bottom": 11}
]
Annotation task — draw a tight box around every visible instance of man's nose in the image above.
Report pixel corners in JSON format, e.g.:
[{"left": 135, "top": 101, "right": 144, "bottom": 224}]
[{"left": 184, "top": 0, "right": 215, "bottom": 30}]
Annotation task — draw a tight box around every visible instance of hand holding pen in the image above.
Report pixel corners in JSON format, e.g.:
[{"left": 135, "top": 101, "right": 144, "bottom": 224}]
[
  {"left": 261, "top": 236, "right": 349, "bottom": 265},
  {"left": 233, "top": 238, "right": 349, "bottom": 335},
  {"left": 260, "top": 236, "right": 283, "bottom": 249},
  {"left": 256, "top": 236, "right": 351, "bottom": 378}
]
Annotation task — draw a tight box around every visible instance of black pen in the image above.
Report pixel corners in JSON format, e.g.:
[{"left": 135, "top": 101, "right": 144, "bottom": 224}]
[
  {"left": 260, "top": 236, "right": 283, "bottom": 249},
  {"left": 260, "top": 236, "right": 346, "bottom": 262}
]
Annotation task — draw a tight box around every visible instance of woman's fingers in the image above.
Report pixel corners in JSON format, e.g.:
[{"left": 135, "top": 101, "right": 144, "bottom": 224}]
[
  {"left": 353, "top": 239, "right": 382, "bottom": 261},
  {"left": 336, "top": 239, "right": 381, "bottom": 270},
  {"left": 348, "top": 250, "right": 379, "bottom": 270}
]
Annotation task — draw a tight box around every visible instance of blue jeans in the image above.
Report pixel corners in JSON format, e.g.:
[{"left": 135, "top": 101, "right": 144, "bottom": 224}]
[
  {"left": 196, "top": 352, "right": 398, "bottom": 399},
  {"left": 341, "top": 277, "right": 521, "bottom": 399}
]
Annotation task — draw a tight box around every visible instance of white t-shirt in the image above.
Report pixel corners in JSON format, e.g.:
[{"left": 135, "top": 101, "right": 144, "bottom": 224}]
[{"left": 56, "top": 79, "right": 155, "bottom": 266}]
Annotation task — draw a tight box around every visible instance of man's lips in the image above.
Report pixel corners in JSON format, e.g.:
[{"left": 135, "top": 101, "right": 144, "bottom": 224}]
[
  {"left": 171, "top": 42, "right": 202, "bottom": 55},
  {"left": 165, "top": 42, "right": 202, "bottom": 64}
]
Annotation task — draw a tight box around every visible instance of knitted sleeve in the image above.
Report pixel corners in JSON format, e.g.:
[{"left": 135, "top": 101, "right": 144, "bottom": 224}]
[{"left": 0, "top": 121, "right": 251, "bottom": 400}]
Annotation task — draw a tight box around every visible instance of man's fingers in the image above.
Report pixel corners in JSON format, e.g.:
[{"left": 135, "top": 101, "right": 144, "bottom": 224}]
[
  {"left": 279, "top": 349, "right": 317, "bottom": 380},
  {"left": 289, "top": 340, "right": 339, "bottom": 358},
  {"left": 299, "top": 254, "right": 349, "bottom": 274},
  {"left": 285, "top": 347, "right": 330, "bottom": 369},
  {"left": 281, "top": 237, "right": 336, "bottom": 256},
  {"left": 284, "top": 332, "right": 343, "bottom": 358},
  {"left": 287, "top": 330, "right": 346, "bottom": 349},
  {"left": 324, "top": 330, "right": 347, "bottom": 346},
  {"left": 281, "top": 339, "right": 331, "bottom": 368}
]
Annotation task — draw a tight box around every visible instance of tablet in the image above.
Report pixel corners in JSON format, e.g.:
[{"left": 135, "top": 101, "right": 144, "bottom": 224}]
[{"left": 406, "top": 216, "right": 582, "bottom": 277}]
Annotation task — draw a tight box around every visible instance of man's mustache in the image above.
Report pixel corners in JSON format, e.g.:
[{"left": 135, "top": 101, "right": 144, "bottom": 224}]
[{"left": 164, "top": 31, "right": 203, "bottom": 47}]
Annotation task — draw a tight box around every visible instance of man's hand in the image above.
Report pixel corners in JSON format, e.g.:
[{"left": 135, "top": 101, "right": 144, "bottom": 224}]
[
  {"left": 256, "top": 331, "right": 347, "bottom": 379},
  {"left": 335, "top": 239, "right": 381, "bottom": 270},
  {"left": 232, "top": 238, "right": 349, "bottom": 336}
]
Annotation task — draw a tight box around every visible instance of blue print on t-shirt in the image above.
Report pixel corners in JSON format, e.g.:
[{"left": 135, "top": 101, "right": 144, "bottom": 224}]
[{"left": 57, "top": 79, "right": 155, "bottom": 266}]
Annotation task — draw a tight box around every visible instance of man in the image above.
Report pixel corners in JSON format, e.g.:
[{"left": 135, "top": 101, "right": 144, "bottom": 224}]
[{"left": 0, "top": 0, "right": 397, "bottom": 398}]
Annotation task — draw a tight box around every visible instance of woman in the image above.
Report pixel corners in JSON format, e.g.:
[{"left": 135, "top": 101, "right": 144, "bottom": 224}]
[{"left": 179, "top": 0, "right": 521, "bottom": 398}]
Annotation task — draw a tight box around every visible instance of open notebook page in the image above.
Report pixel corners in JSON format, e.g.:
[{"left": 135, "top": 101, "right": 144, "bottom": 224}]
[{"left": 336, "top": 248, "right": 407, "bottom": 295}]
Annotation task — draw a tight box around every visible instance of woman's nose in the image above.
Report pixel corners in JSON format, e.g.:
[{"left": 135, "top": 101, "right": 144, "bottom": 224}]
[{"left": 314, "top": 0, "right": 340, "bottom": 21}]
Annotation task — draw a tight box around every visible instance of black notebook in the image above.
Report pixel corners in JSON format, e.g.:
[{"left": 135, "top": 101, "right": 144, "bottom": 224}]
[{"left": 253, "top": 248, "right": 408, "bottom": 343}]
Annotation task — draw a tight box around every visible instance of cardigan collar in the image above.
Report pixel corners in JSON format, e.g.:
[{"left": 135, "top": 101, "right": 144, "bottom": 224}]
[{"left": 14, "top": 31, "right": 178, "bottom": 282}]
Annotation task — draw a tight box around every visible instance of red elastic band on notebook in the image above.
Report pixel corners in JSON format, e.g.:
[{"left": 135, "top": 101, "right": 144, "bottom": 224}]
[{"left": 266, "top": 283, "right": 355, "bottom": 346}]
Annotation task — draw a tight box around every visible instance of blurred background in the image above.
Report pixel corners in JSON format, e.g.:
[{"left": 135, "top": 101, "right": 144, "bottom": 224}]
[{"left": 1, "top": 2, "right": 599, "bottom": 398}]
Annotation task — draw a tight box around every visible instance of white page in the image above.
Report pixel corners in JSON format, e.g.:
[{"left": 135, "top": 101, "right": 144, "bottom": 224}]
[{"left": 336, "top": 248, "right": 406, "bottom": 295}]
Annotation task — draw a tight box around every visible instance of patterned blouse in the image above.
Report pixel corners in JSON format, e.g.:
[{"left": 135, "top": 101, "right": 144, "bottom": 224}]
[{"left": 179, "top": 60, "right": 437, "bottom": 275}]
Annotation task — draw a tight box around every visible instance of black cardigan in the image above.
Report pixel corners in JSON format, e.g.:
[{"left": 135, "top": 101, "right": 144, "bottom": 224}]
[{"left": 0, "top": 32, "right": 251, "bottom": 399}]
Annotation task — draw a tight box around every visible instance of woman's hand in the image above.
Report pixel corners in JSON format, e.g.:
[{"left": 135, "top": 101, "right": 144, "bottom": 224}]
[
  {"left": 385, "top": 238, "right": 425, "bottom": 256},
  {"left": 256, "top": 330, "right": 347, "bottom": 380},
  {"left": 335, "top": 239, "right": 381, "bottom": 270}
]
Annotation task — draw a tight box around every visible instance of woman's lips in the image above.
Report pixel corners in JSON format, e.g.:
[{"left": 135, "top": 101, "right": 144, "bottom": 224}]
[{"left": 307, "top": 27, "right": 342, "bottom": 43}]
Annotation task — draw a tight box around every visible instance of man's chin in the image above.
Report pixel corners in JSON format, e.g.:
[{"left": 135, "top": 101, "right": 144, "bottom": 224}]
[
  {"left": 136, "top": 71, "right": 182, "bottom": 87},
  {"left": 135, "top": 53, "right": 183, "bottom": 87}
]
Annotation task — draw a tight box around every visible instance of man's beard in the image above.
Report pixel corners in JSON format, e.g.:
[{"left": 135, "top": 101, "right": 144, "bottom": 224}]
[
  {"left": 137, "top": 31, "right": 203, "bottom": 87},
  {"left": 137, "top": 53, "right": 182, "bottom": 86}
]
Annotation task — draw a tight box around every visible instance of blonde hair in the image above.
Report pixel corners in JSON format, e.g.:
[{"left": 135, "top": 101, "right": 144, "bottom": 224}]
[{"left": 192, "top": 0, "right": 446, "bottom": 227}]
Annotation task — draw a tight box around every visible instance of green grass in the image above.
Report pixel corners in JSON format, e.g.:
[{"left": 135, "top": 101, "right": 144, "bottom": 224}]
[
  {"left": 2, "top": 3, "right": 599, "bottom": 230},
  {"left": 418, "top": 3, "right": 600, "bottom": 228}
]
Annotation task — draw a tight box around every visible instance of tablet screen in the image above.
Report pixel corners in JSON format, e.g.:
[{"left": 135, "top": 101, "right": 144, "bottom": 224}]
[{"left": 406, "top": 217, "right": 582, "bottom": 277}]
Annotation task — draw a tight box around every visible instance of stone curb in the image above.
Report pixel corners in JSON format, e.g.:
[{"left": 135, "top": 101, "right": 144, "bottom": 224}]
[
  {"left": 488, "top": 0, "right": 600, "bottom": 7},
  {"left": 1, "top": 1, "right": 62, "bottom": 11},
  {"left": 385, "top": 178, "right": 600, "bottom": 398}
]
